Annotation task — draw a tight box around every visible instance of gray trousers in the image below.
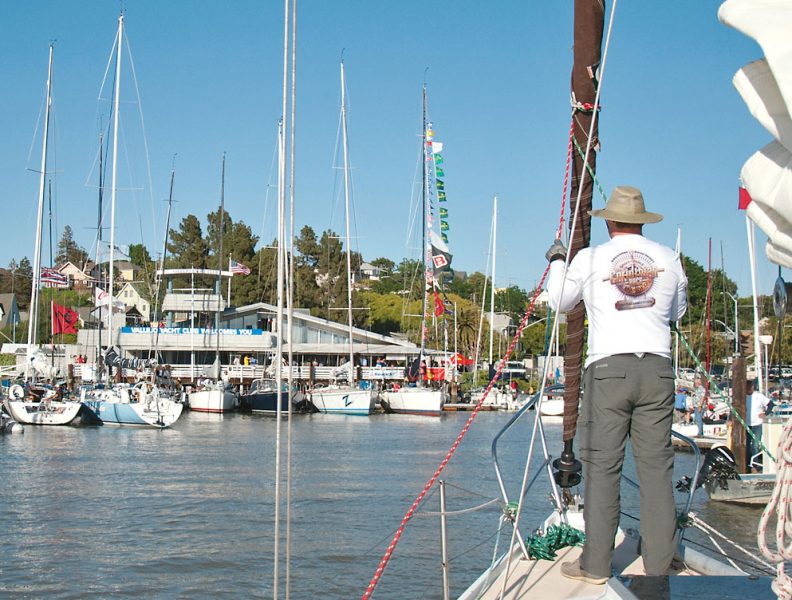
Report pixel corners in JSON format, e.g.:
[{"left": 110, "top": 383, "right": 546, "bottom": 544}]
[{"left": 578, "top": 353, "right": 676, "bottom": 577}]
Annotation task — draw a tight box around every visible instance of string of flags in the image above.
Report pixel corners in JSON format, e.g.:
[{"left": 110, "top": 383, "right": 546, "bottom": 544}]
[{"left": 426, "top": 124, "right": 450, "bottom": 244}]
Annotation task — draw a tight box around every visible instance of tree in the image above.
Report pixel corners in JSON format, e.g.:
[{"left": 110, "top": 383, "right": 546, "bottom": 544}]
[
  {"left": 168, "top": 214, "right": 208, "bottom": 269},
  {"left": 55, "top": 225, "right": 88, "bottom": 266},
  {"left": 129, "top": 243, "right": 153, "bottom": 267},
  {"left": 370, "top": 257, "right": 395, "bottom": 274},
  {"left": 15, "top": 257, "right": 33, "bottom": 310}
]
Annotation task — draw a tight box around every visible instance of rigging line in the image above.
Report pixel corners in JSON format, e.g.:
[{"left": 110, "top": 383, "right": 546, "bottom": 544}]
[
  {"left": 123, "top": 31, "right": 159, "bottom": 256},
  {"left": 498, "top": 3, "right": 618, "bottom": 596},
  {"left": 415, "top": 496, "right": 501, "bottom": 517},
  {"left": 442, "top": 480, "right": 501, "bottom": 500},
  {"left": 257, "top": 138, "right": 280, "bottom": 297},
  {"left": 447, "top": 522, "right": 507, "bottom": 564}
]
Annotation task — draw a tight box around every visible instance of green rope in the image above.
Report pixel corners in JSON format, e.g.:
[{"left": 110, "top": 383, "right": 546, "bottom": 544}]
[
  {"left": 572, "top": 137, "right": 608, "bottom": 204},
  {"left": 672, "top": 323, "right": 776, "bottom": 462},
  {"left": 525, "top": 523, "right": 586, "bottom": 561}
]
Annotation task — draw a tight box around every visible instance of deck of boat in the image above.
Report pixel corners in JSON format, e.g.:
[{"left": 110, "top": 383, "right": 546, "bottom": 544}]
[{"left": 472, "top": 527, "right": 699, "bottom": 600}]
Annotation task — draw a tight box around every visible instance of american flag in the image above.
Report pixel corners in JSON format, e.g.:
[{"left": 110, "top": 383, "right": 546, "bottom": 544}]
[
  {"left": 230, "top": 259, "right": 251, "bottom": 276},
  {"left": 40, "top": 266, "right": 68, "bottom": 287}
]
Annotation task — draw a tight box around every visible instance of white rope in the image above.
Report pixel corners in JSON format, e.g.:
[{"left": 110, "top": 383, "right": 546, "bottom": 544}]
[
  {"left": 688, "top": 513, "right": 770, "bottom": 571},
  {"left": 758, "top": 417, "right": 792, "bottom": 599}
]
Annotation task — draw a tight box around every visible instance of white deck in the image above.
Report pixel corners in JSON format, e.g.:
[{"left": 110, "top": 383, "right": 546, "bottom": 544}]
[{"left": 468, "top": 527, "right": 697, "bottom": 600}]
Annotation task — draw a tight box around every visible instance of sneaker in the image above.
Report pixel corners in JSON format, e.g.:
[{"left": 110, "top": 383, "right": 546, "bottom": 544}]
[{"left": 560, "top": 560, "right": 608, "bottom": 585}]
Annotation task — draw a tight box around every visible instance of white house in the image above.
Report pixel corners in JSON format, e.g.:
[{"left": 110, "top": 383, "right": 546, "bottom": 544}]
[
  {"left": 57, "top": 261, "right": 93, "bottom": 289},
  {"left": 117, "top": 282, "right": 151, "bottom": 322}
]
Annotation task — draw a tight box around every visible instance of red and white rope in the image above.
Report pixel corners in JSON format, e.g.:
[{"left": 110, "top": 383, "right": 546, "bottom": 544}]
[{"left": 758, "top": 417, "right": 792, "bottom": 599}]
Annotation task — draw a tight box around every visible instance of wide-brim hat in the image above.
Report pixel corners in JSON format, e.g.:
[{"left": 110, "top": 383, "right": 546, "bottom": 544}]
[{"left": 588, "top": 185, "right": 663, "bottom": 224}]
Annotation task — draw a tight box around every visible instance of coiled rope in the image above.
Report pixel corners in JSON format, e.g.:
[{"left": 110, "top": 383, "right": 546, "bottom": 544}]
[{"left": 758, "top": 416, "right": 792, "bottom": 599}]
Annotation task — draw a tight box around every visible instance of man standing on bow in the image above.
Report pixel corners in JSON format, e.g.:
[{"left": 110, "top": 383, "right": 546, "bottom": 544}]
[{"left": 545, "top": 186, "right": 688, "bottom": 584}]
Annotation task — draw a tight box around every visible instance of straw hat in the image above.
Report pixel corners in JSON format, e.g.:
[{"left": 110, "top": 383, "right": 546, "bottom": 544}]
[{"left": 589, "top": 186, "right": 663, "bottom": 224}]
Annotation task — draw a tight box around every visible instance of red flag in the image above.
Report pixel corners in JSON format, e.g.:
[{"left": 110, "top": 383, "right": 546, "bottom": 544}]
[
  {"left": 739, "top": 187, "right": 752, "bottom": 210},
  {"left": 52, "top": 302, "right": 79, "bottom": 335},
  {"left": 433, "top": 290, "right": 445, "bottom": 317}
]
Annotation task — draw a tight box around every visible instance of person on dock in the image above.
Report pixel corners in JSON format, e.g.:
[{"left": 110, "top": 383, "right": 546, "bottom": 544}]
[
  {"left": 674, "top": 387, "right": 690, "bottom": 424},
  {"left": 746, "top": 379, "right": 770, "bottom": 470},
  {"left": 546, "top": 185, "right": 688, "bottom": 585}
]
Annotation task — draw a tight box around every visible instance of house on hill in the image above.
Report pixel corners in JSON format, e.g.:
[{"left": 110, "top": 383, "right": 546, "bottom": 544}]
[
  {"left": 117, "top": 281, "right": 151, "bottom": 323},
  {"left": 57, "top": 261, "right": 93, "bottom": 289}
]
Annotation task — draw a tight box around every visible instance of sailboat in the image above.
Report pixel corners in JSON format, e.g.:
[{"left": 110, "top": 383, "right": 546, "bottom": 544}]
[
  {"left": 78, "top": 14, "right": 182, "bottom": 428},
  {"left": 379, "top": 84, "right": 445, "bottom": 417},
  {"left": 188, "top": 153, "right": 239, "bottom": 413},
  {"left": 308, "top": 60, "right": 376, "bottom": 416},
  {"left": 468, "top": 196, "right": 518, "bottom": 411},
  {"left": 3, "top": 44, "right": 81, "bottom": 427}
]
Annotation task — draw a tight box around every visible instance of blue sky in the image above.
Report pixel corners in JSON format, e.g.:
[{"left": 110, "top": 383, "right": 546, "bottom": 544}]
[{"left": 0, "top": 1, "right": 776, "bottom": 299}]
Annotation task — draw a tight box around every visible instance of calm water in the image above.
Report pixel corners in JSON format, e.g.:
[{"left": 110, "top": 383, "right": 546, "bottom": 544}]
[{"left": 0, "top": 411, "right": 769, "bottom": 599}]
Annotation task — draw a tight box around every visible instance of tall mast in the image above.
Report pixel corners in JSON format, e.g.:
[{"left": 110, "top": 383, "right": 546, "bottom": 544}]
[
  {"left": 216, "top": 153, "right": 226, "bottom": 373},
  {"left": 28, "top": 43, "right": 54, "bottom": 350},
  {"left": 706, "top": 238, "right": 713, "bottom": 395},
  {"left": 152, "top": 168, "right": 176, "bottom": 362},
  {"left": 488, "top": 196, "right": 498, "bottom": 364},
  {"left": 562, "top": 0, "right": 604, "bottom": 445},
  {"left": 107, "top": 13, "right": 124, "bottom": 344},
  {"left": 340, "top": 60, "right": 355, "bottom": 385},
  {"left": 747, "top": 217, "right": 764, "bottom": 392},
  {"left": 97, "top": 131, "right": 104, "bottom": 359},
  {"left": 419, "top": 84, "right": 429, "bottom": 386}
]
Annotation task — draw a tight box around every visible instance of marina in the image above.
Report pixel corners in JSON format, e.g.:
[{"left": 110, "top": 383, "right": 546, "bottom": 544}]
[{"left": 2, "top": 0, "right": 792, "bottom": 598}]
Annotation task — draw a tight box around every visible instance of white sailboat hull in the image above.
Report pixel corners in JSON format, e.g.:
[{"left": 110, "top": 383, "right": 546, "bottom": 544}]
[
  {"left": 310, "top": 387, "right": 375, "bottom": 416},
  {"left": 188, "top": 388, "right": 238, "bottom": 413},
  {"left": 2, "top": 398, "right": 81, "bottom": 426},
  {"left": 81, "top": 386, "right": 184, "bottom": 428},
  {"left": 381, "top": 388, "right": 444, "bottom": 416}
]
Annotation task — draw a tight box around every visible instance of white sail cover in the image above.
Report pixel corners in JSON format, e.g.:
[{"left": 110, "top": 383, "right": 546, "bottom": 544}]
[{"left": 720, "top": 0, "right": 792, "bottom": 266}]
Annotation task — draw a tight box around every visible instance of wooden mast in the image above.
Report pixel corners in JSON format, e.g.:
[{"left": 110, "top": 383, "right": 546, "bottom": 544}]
[{"left": 562, "top": 0, "right": 604, "bottom": 446}]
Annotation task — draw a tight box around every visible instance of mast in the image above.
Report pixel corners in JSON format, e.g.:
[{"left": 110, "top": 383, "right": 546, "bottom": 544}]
[
  {"left": 706, "top": 238, "right": 713, "bottom": 395},
  {"left": 419, "top": 84, "right": 429, "bottom": 387},
  {"left": 97, "top": 132, "right": 104, "bottom": 363},
  {"left": 107, "top": 13, "right": 124, "bottom": 353},
  {"left": 152, "top": 167, "right": 175, "bottom": 363},
  {"left": 340, "top": 60, "right": 355, "bottom": 385},
  {"left": 747, "top": 217, "right": 764, "bottom": 392},
  {"left": 28, "top": 43, "right": 54, "bottom": 352},
  {"left": 488, "top": 196, "right": 498, "bottom": 365},
  {"left": 48, "top": 180, "right": 55, "bottom": 368},
  {"left": 562, "top": 0, "right": 604, "bottom": 445},
  {"left": 216, "top": 153, "right": 226, "bottom": 377}
]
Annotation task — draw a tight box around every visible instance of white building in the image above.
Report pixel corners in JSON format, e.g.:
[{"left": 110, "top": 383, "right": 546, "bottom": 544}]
[{"left": 117, "top": 282, "right": 151, "bottom": 323}]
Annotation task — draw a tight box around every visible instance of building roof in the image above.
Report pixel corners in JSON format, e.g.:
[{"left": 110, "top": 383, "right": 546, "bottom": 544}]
[{"left": 225, "top": 302, "right": 417, "bottom": 349}]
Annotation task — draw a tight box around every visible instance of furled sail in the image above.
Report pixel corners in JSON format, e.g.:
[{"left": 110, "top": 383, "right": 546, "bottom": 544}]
[{"left": 719, "top": 0, "right": 792, "bottom": 267}]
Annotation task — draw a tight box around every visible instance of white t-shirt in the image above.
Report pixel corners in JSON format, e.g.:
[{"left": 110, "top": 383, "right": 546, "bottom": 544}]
[
  {"left": 747, "top": 391, "right": 770, "bottom": 426},
  {"left": 546, "top": 233, "right": 688, "bottom": 368}
]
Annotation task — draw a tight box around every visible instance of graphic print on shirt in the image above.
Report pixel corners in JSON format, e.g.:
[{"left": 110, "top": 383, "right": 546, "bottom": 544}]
[{"left": 604, "top": 250, "right": 664, "bottom": 311}]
